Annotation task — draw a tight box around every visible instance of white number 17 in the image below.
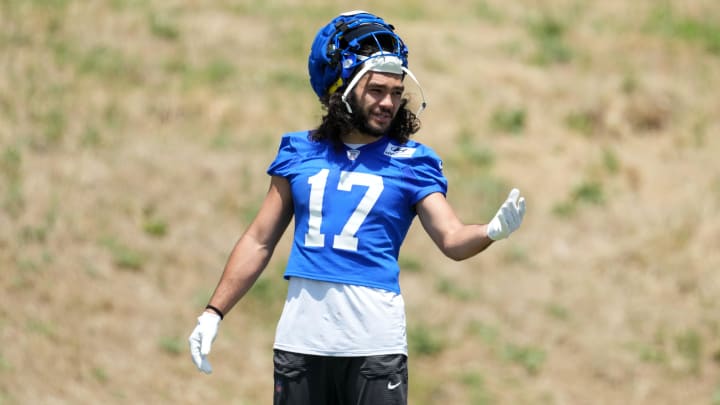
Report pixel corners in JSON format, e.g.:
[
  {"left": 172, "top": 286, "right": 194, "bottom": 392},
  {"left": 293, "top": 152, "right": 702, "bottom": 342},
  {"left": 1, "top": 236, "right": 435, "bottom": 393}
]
[{"left": 304, "top": 169, "right": 384, "bottom": 251}]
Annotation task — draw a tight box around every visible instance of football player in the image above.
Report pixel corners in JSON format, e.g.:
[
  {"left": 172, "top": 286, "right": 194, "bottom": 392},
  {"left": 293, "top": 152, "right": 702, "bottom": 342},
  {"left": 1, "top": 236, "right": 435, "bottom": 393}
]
[{"left": 189, "top": 10, "right": 526, "bottom": 405}]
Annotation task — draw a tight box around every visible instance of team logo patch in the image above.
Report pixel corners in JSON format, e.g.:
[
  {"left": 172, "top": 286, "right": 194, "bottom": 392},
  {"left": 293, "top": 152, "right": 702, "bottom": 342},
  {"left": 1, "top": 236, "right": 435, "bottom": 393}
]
[
  {"left": 347, "top": 149, "right": 360, "bottom": 161},
  {"left": 384, "top": 144, "right": 416, "bottom": 158}
]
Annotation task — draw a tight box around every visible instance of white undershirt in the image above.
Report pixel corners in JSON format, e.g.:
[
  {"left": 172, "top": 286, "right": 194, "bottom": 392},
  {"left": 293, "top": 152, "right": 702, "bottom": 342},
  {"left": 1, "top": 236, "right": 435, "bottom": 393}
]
[
  {"left": 274, "top": 142, "right": 406, "bottom": 356},
  {"left": 273, "top": 277, "right": 408, "bottom": 356}
]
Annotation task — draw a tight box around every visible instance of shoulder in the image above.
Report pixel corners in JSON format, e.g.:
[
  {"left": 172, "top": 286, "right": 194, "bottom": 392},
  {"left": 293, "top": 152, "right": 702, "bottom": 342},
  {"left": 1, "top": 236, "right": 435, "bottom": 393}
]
[
  {"left": 278, "top": 130, "right": 329, "bottom": 152},
  {"left": 385, "top": 138, "right": 440, "bottom": 157},
  {"left": 383, "top": 139, "right": 443, "bottom": 170},
  {"left": 382, "top": 138, "right": 447, "bottom": 197},
  {"left": 269, "top": 130, "right": 338, "bottom": 177},
  {"left": 279, "top": 130, "right": 311, "bottom": 147}
]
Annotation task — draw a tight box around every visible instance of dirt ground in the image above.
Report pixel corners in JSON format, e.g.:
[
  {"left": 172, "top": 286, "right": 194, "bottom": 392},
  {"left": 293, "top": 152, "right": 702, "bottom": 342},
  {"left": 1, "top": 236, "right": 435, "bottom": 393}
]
[{"left": 2, "top": 1, "right": 720, "bottom": 404}]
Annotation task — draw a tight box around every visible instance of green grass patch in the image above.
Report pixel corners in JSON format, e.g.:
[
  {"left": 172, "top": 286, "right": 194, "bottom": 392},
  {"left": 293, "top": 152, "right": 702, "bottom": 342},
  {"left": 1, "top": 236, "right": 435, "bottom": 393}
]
[
  {"left": 468, "top": 320, "right": 547, "bottom": 375},
  {"left": 240, "top": 201, "right": 261, "bottom": 226},
  {"left": 246, "top": 260, "right": 287, "bottom": 306},
  {"left": 691, "top": 118, "right": 708, "bottom": 148},
  {"left": 544, "top": 303, "right": 570, "bottom": 321},
  {"left": 552, "top": 179, "right": 606, "bottom": 217},
  {"left": 2, "top": 181, "right": 24, "bottom": 217},
  {"left": 473, "top": 0, "right": 504, "bottom": 23},
  {"left": 489, "top": 107, "right": 526, "bottom": 134},
  {"left": 572, "top": 180, "right": 605, "bottom": 205},
  {"left": 1, "top": 146, "right": 23, "bottom": 213},
  {"left": 81, "top": 125, "right": 103, "bottom": 147},
  {"left": 467, "top": 321, "right": 501, "bottom": 346},
  {"left": 675, "top": 329, "right": 703, "bottom": 375},
  {"left": 626, "top": 341, "right": 668, "bottom": 364},
  {"left": 210, "top": 129, "right": 236, "bottom": 150},
  {"left": 458, "top": 371, "right": 494, "bottom": 405},
  {"left": 275, "top": 25, "right": 310, "bottom": 60},
  {"left": 26, "top": 318, "right": 57, "bottom": 340},
  {"left": 159, "top": 336, "right": 184, "bottom": 356},
  {"left": 27, "top": 0, "right": 71, "bottom": 9},
  {"left": 101, "top": 237, "right": 145, "bottom": 271},
  {"left": 142, "top": 205, "right": 168, "bottom": 237},
  {"left": 435, "top": 277, "right": 475, "bottom": 301},
  {"left": 201, "top": 59, "right": 236, "bottom": 85},
  {"left": 20, "top": 225, "right": 49, "bottom": 244},
  {"left": 601, "top": 148, "right": 620, "bottom": 174},
  {"left": 92, "top": 366, "right": 109, "bottom": 383},
  {"left": 0, "top": 354, "right": 13, "bottom": 372},
  {"left": 457, "top": 127, "right": 496, "bottom": 169},
  {"left": 501, "top": 244, "right": 529, "bottom": 265},
  {"left": 398, "top": 255, "right": 424, "bottom": 273},
  {"left": 77, "top": 45, "right": 137, "bottom": 81},
  {"left": 502, "top": 343, "right": 546, "bottom": 375},
  {"left": 148, "top": 12, "right": 180, "bottom": 41},
  {"left": 378, "top": 3, "right": 428, "bottom": 21},
  {"left": 408, "top": 324, "right": 445, "bottom": 357},
  {"left": 266, "top": 70, "right": 308, "bottom": 91},
  {"left": 169, "top": 57, "right": 237, "bottom": 88},
  {"left": 142, "top": 218, "right": 168, "bottom": 237},
  {"left": 527, "top": 15, "right": 573, "bottom": 64},
  {"left": 565, "top": 110, "right": 598, "bottom": 136},
  {"left": 192, "top": 289, "right": 213, "bottom": 309},
  {"left": 38, "top": 108, "right": 66, "bottom": 146},
  {"left": 647, "top": 5, "right": 720, "bottom": 55},
  {"left": 19, "top": 202, "right": 58, "bottom": 245},
  {"left": 247, "top": 276, "right": 286, "bottom": 306},
  {"left": 462, "top": 175, "right": 510, "bottom": 221},
  {"left": 1, "top": 146, "right": 22, "bottom": 182}
]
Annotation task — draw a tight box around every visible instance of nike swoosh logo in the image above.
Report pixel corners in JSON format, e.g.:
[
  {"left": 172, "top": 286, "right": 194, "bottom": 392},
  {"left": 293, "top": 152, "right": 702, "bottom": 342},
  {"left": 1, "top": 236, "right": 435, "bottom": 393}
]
[{"left": 387, "top": 381, "right": 402, "bottom": 390}]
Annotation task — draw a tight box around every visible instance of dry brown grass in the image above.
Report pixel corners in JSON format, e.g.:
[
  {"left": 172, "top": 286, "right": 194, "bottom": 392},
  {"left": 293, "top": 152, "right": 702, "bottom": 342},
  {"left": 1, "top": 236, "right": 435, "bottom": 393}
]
[{"left": 2, "top": 0, "right": 720, "bottom": 404}]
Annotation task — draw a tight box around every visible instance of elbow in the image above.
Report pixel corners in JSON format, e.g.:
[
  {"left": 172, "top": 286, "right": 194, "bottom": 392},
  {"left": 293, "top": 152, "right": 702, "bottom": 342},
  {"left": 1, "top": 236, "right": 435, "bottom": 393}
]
[
  {"left": 446, "top": 253, "right": 465, "bottom": 262},
  {"left": 442, "top": 246, "right": 471, "bottom": 262},
  {"left": 441, "top": 241, "right": 491, "bottom": 262}
]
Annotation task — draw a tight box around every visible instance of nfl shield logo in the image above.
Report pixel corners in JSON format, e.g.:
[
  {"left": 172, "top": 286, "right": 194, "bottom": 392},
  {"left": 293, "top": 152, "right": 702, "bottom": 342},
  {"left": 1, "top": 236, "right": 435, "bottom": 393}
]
[{"left": 347, "top": 149, "right": 360, "bottom": 161}]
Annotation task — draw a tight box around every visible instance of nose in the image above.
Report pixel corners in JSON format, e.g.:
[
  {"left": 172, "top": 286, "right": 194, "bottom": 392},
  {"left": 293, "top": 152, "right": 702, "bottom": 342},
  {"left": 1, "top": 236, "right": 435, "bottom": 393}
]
[{"left": 378, "top": 91, "right": 395, "bottom": 109}]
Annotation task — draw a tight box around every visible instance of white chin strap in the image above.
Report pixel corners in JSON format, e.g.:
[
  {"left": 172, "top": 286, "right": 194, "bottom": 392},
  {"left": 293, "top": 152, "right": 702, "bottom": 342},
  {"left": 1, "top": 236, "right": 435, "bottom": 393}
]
[{"left": 340, "top": 53, "right": 427, "bottom": 116}]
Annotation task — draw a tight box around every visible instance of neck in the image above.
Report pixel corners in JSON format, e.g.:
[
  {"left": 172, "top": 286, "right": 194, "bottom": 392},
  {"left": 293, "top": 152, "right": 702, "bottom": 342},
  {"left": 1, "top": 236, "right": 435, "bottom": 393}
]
[{"left": 341, "top": 130, "right": 383, "bottom": 145}]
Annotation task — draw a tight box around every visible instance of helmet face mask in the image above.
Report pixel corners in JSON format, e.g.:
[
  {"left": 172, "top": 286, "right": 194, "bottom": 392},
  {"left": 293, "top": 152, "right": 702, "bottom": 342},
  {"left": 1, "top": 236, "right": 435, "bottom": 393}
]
[{"left": 333, "top": 23, "right": 406, "bottom": 75}]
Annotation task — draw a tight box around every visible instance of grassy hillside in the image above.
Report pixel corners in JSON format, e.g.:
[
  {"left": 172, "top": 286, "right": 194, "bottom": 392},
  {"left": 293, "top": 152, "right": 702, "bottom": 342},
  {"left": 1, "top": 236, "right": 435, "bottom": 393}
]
[{"left": 2, "top": 0, "right": 720, "bottom": 404}]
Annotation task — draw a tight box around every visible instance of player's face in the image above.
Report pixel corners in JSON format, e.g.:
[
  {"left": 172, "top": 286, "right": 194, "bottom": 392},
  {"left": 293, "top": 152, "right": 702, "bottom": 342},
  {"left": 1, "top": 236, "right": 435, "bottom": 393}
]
[{"left": 351, "top": 72, "right": 404, "bottom": 137}]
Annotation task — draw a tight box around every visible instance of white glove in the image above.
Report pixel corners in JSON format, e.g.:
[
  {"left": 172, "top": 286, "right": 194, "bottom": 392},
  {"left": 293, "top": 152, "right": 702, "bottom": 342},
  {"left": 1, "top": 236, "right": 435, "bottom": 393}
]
[
  {"left": 188, "top": 312, "right": 221, "bottom": 374},
  {"left": 487, "top": 188, "right": 526, "bottom": 241}
]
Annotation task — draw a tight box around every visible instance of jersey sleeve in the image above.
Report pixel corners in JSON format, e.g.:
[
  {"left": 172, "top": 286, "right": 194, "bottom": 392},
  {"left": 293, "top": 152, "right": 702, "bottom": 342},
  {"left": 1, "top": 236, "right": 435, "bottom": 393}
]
[
  {"left": 405, "top": 149, "right": 448, "bottom": 205},
  {"left": 267, "top": 133, "right": 299, "bottom": 177}
]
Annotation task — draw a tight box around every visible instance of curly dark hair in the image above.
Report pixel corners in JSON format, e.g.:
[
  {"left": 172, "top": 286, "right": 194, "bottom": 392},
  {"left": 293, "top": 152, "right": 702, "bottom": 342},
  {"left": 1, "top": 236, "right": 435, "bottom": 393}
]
[{"left": 311, "top": 90, "right": 421, "bottom": 150}]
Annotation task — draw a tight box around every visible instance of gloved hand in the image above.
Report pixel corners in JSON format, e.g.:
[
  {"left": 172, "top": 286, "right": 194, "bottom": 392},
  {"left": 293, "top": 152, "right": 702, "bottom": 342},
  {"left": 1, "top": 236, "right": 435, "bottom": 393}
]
[
  {"left": 487, "top": 188, "right": 526, "bottom": 241},
  {"left": 188, "top": 311, "right": 221, "bottom": 374}
]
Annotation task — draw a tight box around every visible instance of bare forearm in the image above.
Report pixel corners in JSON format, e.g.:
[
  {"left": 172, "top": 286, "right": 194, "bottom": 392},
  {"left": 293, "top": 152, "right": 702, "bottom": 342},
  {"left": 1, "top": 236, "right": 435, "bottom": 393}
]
[
  {"left": 417, "top": 193, "right": 497, "bottom": 261},
  {"left": 202, "top": 176, "right": 293, "bottom": 317},
  {"left": 441, "top": 223, "right": 494, "bottom": 261},
  {"left": 206, "top": 235, "right": 275, "bottom": 315}
]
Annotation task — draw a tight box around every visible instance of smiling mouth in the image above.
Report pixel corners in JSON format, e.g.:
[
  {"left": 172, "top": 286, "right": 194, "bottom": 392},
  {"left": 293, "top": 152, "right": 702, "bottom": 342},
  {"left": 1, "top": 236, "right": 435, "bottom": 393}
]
[
  {"left": 371, "top": 116, "right": 391, "bottom": 129},
  {"left": 372, "top": 110, "right": 393, "bottom": 122}
]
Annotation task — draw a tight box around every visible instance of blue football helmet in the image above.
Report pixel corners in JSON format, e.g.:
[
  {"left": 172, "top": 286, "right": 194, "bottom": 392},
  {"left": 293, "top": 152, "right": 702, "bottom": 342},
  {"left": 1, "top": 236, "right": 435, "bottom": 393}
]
[{"left": 308, "top": 10, "right": 426, "bottom": 114}]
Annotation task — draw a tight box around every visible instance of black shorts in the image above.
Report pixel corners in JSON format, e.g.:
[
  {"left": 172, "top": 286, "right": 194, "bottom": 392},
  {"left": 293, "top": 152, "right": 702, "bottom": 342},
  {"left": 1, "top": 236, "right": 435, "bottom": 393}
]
[{"left": 273, "top": 349, "right": 408, "bottom": 405}]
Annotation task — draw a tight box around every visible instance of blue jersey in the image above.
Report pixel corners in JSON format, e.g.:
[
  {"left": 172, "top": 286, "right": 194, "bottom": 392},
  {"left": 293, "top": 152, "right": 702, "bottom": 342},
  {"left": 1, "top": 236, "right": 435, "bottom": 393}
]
[{"left": 267, "top": 131, "right": 447, "bottom": 293}]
